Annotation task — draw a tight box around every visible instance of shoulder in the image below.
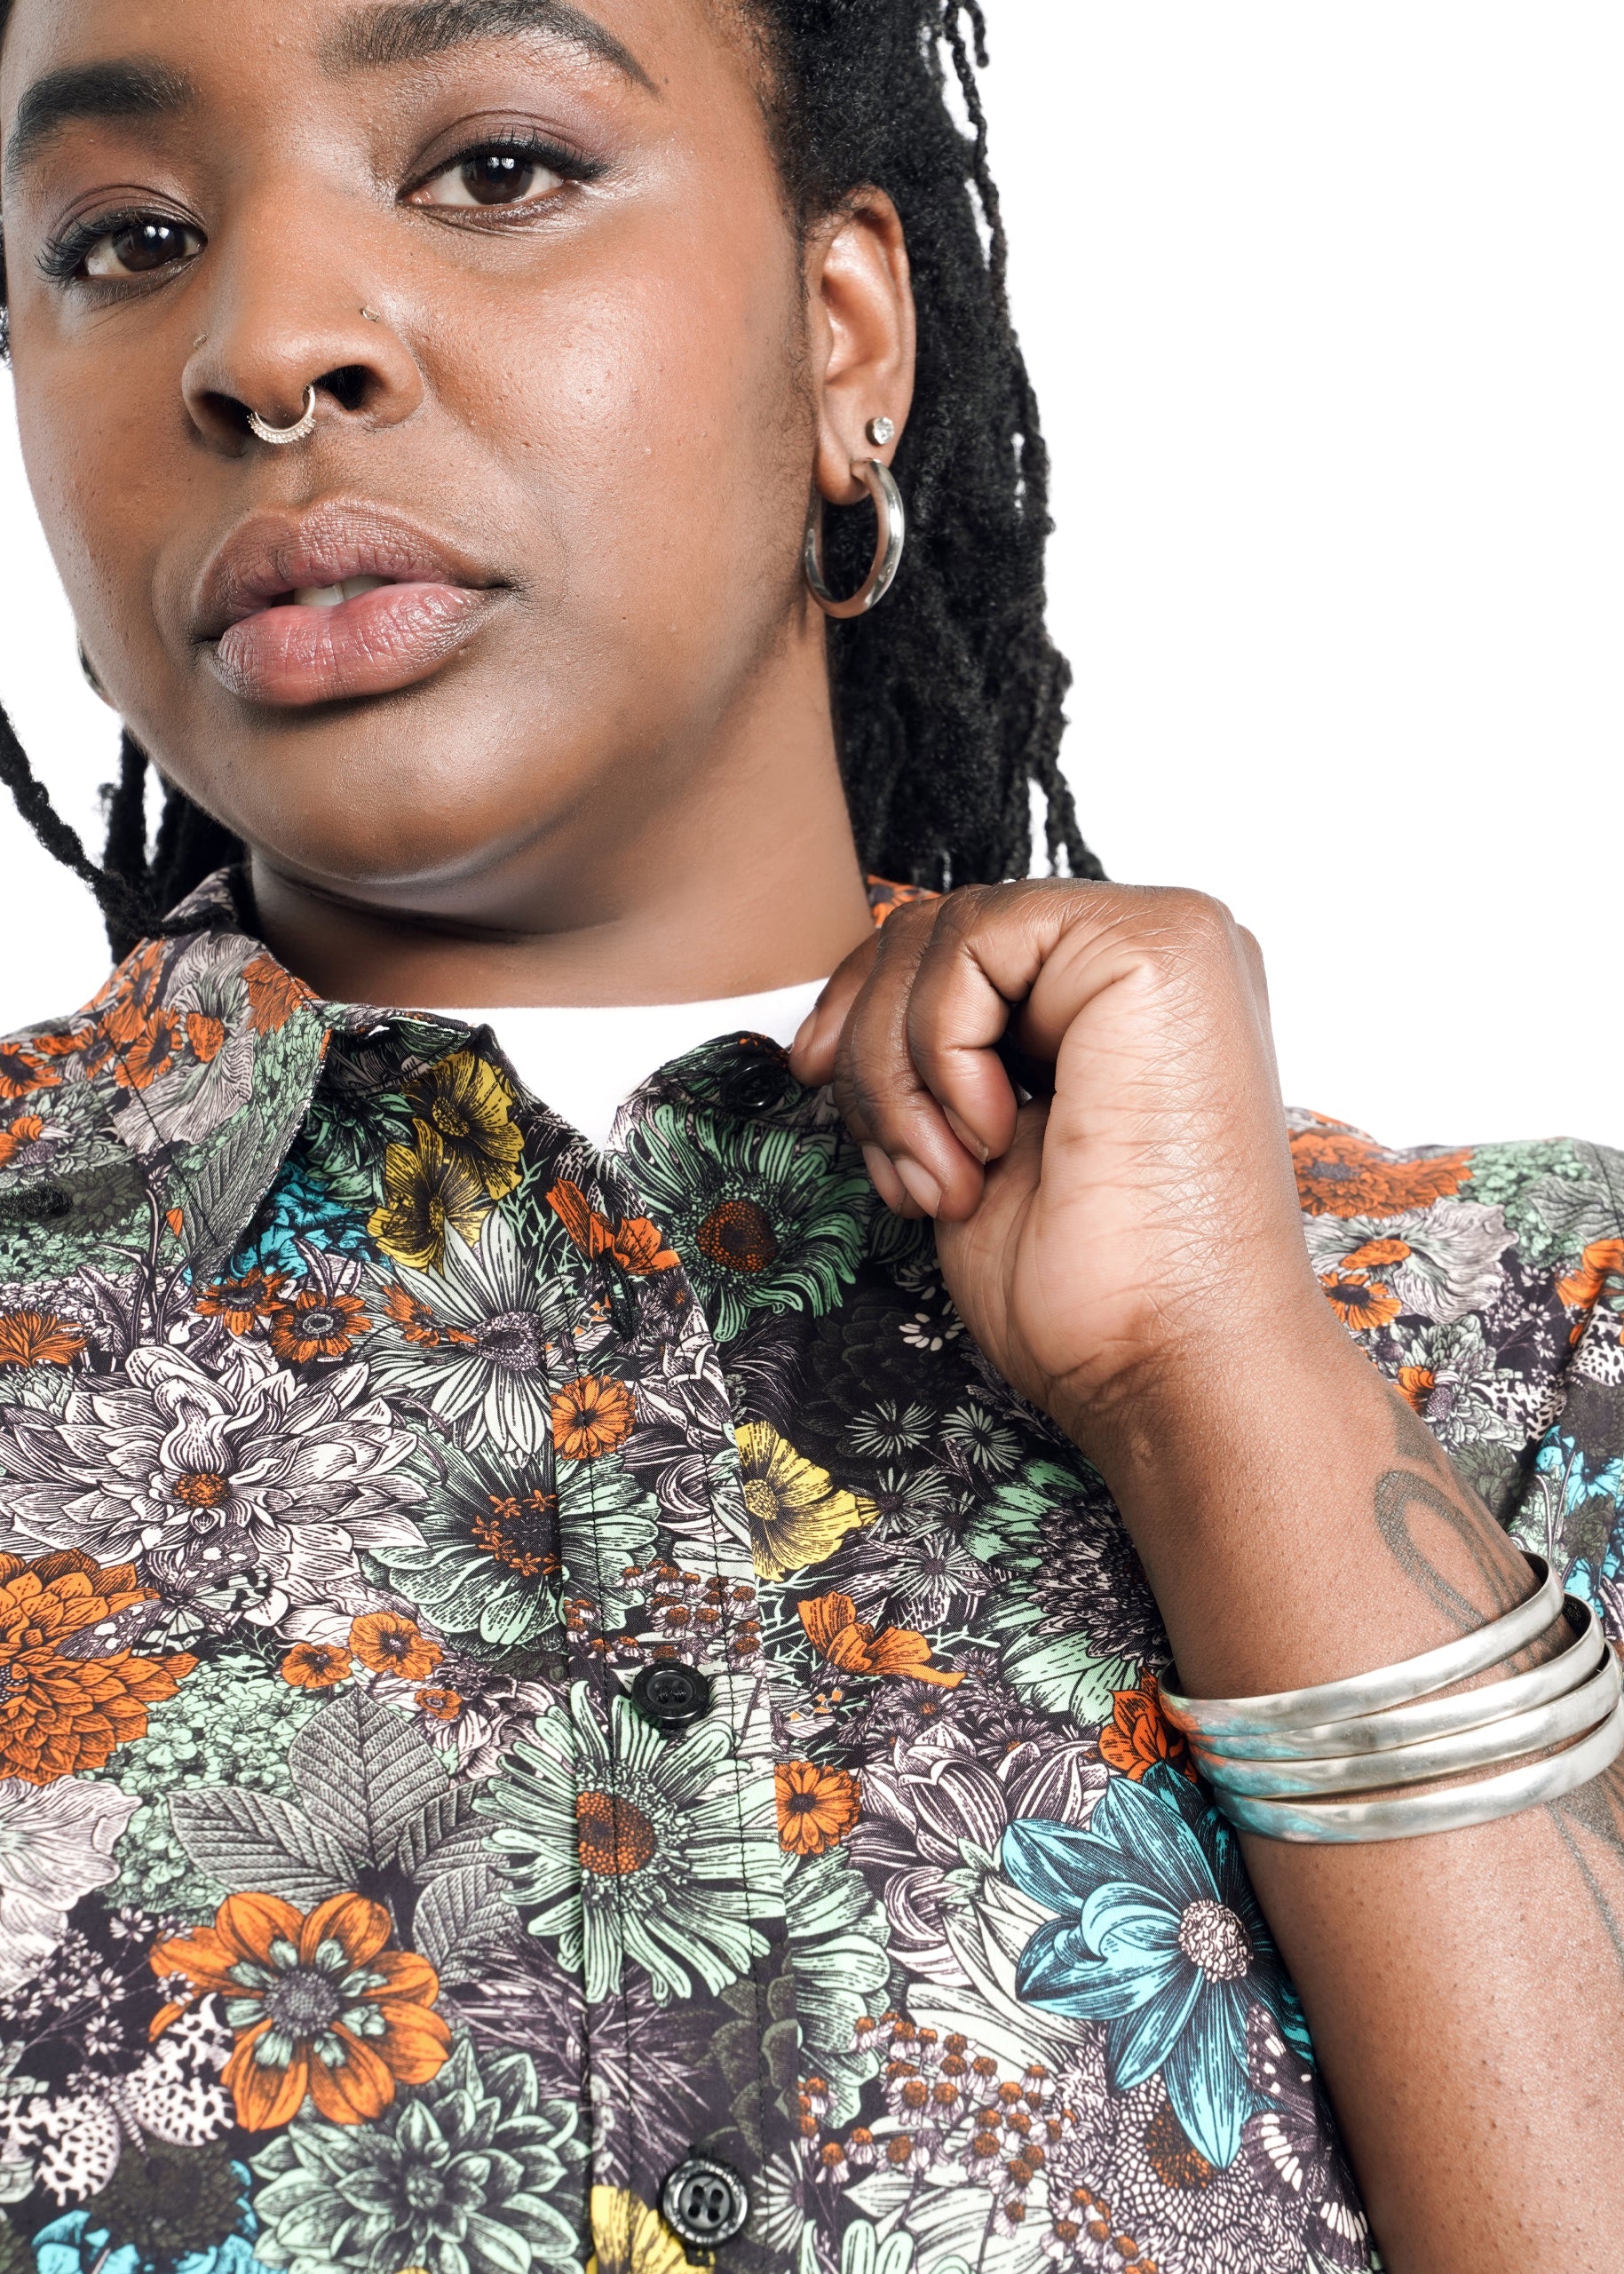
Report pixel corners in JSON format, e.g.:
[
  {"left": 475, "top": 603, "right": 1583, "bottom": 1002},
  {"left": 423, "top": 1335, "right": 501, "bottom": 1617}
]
[{"left": 1289, "top": 1108, "right": 1624, "bottom": 1515}]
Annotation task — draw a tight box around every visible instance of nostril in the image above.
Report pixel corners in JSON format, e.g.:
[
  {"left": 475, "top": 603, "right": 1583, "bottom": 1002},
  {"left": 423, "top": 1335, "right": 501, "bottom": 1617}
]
[{"left": 320, "top": 365, "right": 368, "bottom": 413}]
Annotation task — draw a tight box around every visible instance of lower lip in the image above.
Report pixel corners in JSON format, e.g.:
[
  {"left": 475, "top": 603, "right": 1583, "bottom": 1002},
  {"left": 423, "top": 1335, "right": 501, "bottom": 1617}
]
[{"left": 210, "top": 582, "right": 493, "bottom": 707}]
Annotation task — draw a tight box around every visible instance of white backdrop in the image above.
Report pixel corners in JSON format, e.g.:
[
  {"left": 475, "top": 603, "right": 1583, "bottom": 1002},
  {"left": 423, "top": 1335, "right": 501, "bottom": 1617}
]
[{"left": 1, "top": 3, "right": 1620, "bottom": 1146}]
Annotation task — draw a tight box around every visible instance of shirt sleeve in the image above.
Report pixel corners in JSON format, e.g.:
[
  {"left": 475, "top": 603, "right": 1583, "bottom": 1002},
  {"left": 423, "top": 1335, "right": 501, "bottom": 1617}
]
[{"left": 1290, "top": 1113, "right": 1624, "bottom": 1632}]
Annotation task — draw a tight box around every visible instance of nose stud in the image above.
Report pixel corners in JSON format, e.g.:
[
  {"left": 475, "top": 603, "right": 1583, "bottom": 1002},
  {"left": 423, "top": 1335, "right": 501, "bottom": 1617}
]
[{"left": 248, "top": 385, "right": 319, "bottom": 447}]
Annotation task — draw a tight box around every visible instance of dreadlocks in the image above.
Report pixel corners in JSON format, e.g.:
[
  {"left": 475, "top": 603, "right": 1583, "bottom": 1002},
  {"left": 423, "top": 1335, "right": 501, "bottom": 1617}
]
[{"left": 0, "top": 0, "right": 1103, "bottom": 962}]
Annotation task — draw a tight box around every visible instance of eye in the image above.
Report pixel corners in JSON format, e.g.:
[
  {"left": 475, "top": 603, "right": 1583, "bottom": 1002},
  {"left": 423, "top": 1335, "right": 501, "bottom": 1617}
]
[
  {"left": 412, "top": 144, "right": 566, "bottom": 211},
  {"left": 79, "top": 218, "right": 203, "bottom": 281}
]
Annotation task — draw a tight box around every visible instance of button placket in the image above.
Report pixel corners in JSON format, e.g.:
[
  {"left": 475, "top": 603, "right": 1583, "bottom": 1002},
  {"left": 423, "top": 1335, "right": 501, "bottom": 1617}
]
[{"left": 591, "top": 1108, "right": 798, "bottom": 2262}]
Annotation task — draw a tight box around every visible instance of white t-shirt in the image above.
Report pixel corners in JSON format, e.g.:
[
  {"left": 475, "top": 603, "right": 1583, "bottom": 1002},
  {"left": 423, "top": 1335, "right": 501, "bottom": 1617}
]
[{"left": 420, "top": 979, "right": 827, "bottom": 1150}]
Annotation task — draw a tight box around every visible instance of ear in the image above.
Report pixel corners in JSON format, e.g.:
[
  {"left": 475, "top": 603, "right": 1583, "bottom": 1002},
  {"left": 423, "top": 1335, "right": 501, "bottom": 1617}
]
[{"left": 805, "top": 189, "right": 916, "bottom": 505}]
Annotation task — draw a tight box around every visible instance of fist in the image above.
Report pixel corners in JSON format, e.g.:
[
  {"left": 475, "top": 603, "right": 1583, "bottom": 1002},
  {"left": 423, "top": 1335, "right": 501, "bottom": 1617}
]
[{"left": 789, "top": 881, "right": 1329, "bottom": 1450}]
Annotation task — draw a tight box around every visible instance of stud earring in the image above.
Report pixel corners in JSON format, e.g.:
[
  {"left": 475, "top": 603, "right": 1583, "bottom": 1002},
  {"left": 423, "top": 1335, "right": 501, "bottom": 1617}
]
[{"left": 866, "top": 416, "right": 896, "bottom": 447}]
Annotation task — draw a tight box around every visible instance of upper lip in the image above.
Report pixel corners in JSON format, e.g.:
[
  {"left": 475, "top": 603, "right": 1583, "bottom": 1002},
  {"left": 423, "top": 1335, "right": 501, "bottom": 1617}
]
[{"left": 194, "top": 501, "right": 499, "bottom": 639}]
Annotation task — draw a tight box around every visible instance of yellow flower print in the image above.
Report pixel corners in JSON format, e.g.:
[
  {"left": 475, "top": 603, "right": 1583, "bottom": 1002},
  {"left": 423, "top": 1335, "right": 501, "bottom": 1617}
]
[
  {"left": 407, "top": 1050, "right": 524, "bottom": 1200},
  {"left": 736, "top": 1422, "right": 876, "bottom": 1581},
  {"left": 587, "top": 2187, "right": 689, "bottom": 2274},
  {"left": 368, "top": 1124, "right": 489, "bottom": 1272}
]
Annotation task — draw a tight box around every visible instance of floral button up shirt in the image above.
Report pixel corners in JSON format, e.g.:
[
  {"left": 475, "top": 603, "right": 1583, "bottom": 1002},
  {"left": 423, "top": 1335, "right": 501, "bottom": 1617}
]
[{"left": 0, "top": 870, "right": 1616, "bottom": 2274}]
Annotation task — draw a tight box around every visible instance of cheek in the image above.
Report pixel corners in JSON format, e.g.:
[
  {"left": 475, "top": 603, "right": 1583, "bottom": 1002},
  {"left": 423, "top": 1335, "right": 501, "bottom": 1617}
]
[{"left": 449, "top": 210, "right": 812, "bottom": 650}]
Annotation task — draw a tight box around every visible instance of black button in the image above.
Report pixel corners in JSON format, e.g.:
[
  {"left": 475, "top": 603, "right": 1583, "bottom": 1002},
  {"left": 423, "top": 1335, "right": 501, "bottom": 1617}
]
[
  {"left": 660, "top": 2157, "right": 749, "bottom": 2250},
  {"left": 715, "top": 1055, "right": 793, "bottom": 1117},
  {"left": 631, "top": 1661, "right": 712, "bottom": 1731}
]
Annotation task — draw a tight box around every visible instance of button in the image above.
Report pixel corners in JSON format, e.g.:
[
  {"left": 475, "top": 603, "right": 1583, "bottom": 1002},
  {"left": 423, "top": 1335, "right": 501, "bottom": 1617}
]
[
  {"left": 631, "top": 1661, "right": 712, "bottom": 1731},
  {"left": 660, "top": 2158, "right": 749, "bottom": 2251}
]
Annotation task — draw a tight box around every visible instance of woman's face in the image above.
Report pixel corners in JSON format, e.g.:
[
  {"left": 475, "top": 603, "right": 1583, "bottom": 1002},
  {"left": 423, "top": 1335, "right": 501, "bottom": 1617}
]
[{"left": 0, "top": 0, "right": 905, "bottom": 923}]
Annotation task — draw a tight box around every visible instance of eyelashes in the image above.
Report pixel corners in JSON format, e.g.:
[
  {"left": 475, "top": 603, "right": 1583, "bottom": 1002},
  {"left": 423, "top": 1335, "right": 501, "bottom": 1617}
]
[{"left": 37, "top": 132, "right": 606, "bottom": 289}]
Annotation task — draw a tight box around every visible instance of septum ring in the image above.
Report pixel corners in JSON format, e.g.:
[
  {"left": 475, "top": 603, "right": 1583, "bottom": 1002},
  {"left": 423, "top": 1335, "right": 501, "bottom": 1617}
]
[{"left": 248, "top": 385, "right": 319, "bottom": 447}]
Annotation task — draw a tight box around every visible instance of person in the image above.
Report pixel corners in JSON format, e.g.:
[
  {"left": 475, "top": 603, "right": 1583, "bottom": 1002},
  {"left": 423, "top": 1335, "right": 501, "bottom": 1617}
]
[{"left": 0, "top": 2, "right": 1620, "bottom": 2270}]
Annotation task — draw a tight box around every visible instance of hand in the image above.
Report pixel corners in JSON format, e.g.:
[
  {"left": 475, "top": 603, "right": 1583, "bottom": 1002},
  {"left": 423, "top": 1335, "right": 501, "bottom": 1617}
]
[{"left": 790, "top": 881, "right": 1343, "bottom": 1456}]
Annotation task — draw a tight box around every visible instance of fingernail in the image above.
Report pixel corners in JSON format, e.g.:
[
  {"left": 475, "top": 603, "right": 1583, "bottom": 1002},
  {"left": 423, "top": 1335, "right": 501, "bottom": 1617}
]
[
  {"left": 861, "top": 1144, "right": 907, "bottom": 1212},
  {"left": 944, "top": 1109, "right": 990, "bottom": 1164},
  {"left": 893, "top": 1158, "right": 943, "bottom": 1216}
]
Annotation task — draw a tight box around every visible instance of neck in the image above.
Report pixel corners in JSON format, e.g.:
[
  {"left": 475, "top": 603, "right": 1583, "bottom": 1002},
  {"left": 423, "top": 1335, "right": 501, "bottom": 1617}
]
[{"left": 246, "top": 636, "right": 875, "bottom": 1010}]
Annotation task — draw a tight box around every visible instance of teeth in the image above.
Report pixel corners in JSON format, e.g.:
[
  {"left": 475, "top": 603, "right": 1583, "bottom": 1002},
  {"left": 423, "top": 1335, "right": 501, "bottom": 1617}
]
[{"left": 290, "top": 575, "right": 392, "bottom": 608}]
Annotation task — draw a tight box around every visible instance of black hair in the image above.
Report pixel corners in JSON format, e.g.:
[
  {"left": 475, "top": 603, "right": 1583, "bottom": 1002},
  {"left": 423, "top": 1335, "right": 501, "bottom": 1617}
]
[{"left": 0, "top": 0, "right": 1103, "bottom": 962}]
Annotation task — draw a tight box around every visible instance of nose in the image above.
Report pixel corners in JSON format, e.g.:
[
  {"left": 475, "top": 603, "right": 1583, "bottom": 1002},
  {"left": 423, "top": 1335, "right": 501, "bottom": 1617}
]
[{"left": 181, "top": 198, "right": 425, "bottom": 453}]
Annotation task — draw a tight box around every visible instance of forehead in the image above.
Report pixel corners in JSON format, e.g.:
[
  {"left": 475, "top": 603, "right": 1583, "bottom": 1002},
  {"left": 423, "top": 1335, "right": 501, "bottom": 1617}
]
[{"left": 0, "top": 0, "right": 762, "bottom": 162}]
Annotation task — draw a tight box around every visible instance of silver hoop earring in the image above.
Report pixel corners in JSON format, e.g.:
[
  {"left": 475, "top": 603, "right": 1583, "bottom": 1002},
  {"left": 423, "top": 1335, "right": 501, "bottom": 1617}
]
[
  {"left": 248, "top": 385, "right": 319, "bottom": 447},
  {"left": 804, "top": 457, "right": 907, "bottom": 620}
]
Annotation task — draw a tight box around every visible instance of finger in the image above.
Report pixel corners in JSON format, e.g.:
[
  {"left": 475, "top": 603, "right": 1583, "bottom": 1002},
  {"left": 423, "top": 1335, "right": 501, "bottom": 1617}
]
[
  {"left": 830, "top": 901, "right": 986, "bottom": 1218},
  {"left": 788, "top": 933, "right": 881, "bottom": 1087},
  {"left": 901, "top": 890, "right": 1032, "bottom": 1169}
]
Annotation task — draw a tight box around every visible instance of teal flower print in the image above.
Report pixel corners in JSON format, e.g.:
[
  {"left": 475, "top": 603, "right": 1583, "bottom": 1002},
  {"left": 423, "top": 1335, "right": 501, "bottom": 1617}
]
[
  {"left": 228, "top": 1164, "right": 372, "bottom": 1279},
  {"left": 478, "top": 1682, "right": 778, "bottom": 2004},
  {"left": 621, "top": 1107, "right": 871, "bottom": 1340},
  {"left": 1002, "top": 1763, "right": 1299, "bottom": 2169},
  {"left": 1525, "top": 1430, "right": 1624, "bottom": 1625}
]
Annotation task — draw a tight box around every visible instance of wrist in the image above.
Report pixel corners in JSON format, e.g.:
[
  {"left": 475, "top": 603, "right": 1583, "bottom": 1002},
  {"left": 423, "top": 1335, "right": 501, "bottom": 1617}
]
[{"left": 1050, "top": 1283, "right": 1373, "bottom": 1505}]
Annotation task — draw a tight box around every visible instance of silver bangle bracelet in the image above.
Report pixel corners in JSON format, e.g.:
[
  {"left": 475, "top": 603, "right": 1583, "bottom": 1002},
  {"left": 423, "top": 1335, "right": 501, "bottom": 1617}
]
[
  {"left": 1200, "top": 1648, "right": 1621, "bottom": 1799},
  {"left": 1188, "top": 1596, "right": 1606, "bottom": 1763},
  {"left": 1161, "top": 1553, "right": 1561, "bottom": 1738},
  {"left": 1212, "top": 1687, "right": 1624, "bottom": 1843}
]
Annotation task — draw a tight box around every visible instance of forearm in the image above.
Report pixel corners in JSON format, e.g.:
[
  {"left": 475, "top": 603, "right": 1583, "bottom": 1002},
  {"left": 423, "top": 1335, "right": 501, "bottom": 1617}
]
[{"left": 1082, "top": 1298, "right": 1624, "bottom": 2272}]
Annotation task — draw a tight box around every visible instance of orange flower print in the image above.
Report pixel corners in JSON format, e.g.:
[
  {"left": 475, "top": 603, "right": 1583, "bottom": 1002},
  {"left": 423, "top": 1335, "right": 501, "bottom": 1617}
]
[
  {"left": 196, "top": 1270, "right": 286, "bottom": 1337},
  {"left": 381, "top": 1280, "right": 468, "bottom": 1348},
  {"left": 0, "top": 1113, "right": 50, "bottom": 1169},
  {"left": 0, "top": 1311, "right": 86, "bottom": 1368},
  {"left": 1397, "top": 1365, "right": 1436, "bottom": 1414},
  {"left": 267, "top": 1288, "right": 371, "bottom": 1365},
  {"left": 776, "top": 1760, "right": 860, "bottom": 1856},
  {"left": 186, "top": 1010, "right": 226, "bottom": 1064},
  {"left": 552, "top": 1375, "right": 636, "bottom": 1460},
  {"left": 349, "top": 1612, "right": 442, "bottom": 1681},
  {"left": 867, "top": 876, "right": 935, "bottom": 927},
  {"left": 99, "top": 999, "right": 182, "bottom": 1093},
  {"left": 0, "top": 1549, "right": 194, "bottom": 1783},
  {"left": 547, "top": 1182, "right": 678, "bottom": 1274},
  {"left": 1340, "top": 1238, "right": 1411, "bottom": 1272},
  {"left": 417, "top": 1686, "right": 464, "bottom": 1724},
  {"left": 1319, "top": 1273, "right": 1402, "bottom": 1334},
  {"left": 151, "top": 1891, "right": 450, "bottom": 2129},
  {"left": 0, "top": 1044, "right": 60, "bottom": 1103},
  {"left": 242, "top": 955, "right": 315, "bottom": 1035},
  {"left": 280, "top": 1643, "right": 353, "bottom": 1691},
  {"left": 1557, "top": 1240, "right": 1624, "bottom": 1317},
  {"left": 1099, "top": 1668, "right": 1193, "bottom": 1782},
  {"left": 798, "top": 1592, "right": 963, "bottom": 1689},
  {"left": 472, "top": 1490, "right": 559, "bottom": 1579},
  {"left": 1290, "top": 1127, "right": 1470, "bottom": 1220}
]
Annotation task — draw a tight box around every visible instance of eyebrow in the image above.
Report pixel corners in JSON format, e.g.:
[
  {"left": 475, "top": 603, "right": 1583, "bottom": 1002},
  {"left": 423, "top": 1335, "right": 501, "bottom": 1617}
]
[
  {"left": 4, "top": 59, "right": 195, "bottom": 187},
  {"left": 323, "top": 0, "right": 658, "bottom": 96}
]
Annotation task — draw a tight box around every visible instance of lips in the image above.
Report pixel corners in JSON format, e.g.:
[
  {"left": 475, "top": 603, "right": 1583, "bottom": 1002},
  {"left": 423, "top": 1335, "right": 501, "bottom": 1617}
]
[{"left": 194, "top": 503, "right": 504, "bottom": 708}]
